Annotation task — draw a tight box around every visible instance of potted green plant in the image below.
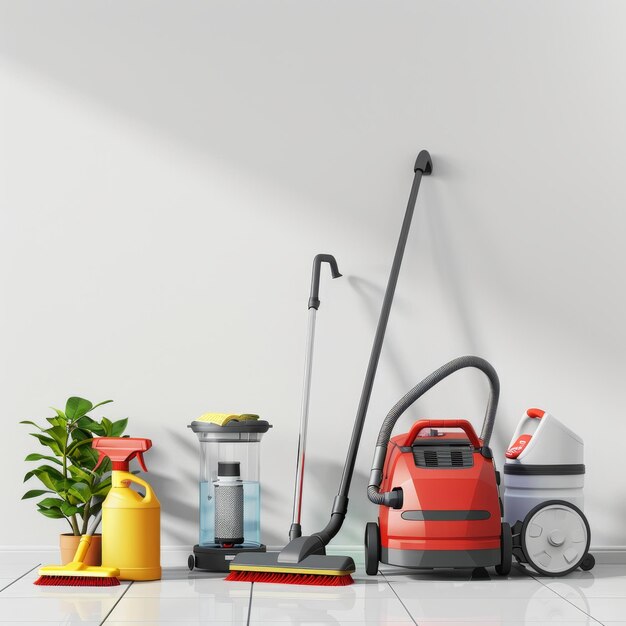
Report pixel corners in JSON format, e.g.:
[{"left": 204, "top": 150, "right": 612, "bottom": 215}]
[{"left": 21, "top": 397, "right": 128, "bottom": 564}]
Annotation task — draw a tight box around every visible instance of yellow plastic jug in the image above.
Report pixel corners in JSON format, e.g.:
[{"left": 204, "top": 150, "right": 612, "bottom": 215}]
[{"left": 93, "top": 438, "right": 161, "bottom": 581}]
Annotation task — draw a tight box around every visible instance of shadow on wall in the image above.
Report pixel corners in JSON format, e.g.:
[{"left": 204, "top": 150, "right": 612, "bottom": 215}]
[
  {"left": 293, "top": 456, "right": 372, "bottom": 548},
  {"left": 0, "top": 1, "right": 435, "bottom": 217},
  {"left": 148, "top": 428, "right": 197, "bottom": 547},
  {"left": 424, "top": 169, "right": 510, "bottom": 454}
]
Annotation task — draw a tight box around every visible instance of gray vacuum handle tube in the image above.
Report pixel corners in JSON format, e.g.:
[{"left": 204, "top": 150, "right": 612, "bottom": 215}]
[{"left": 289, "top": 255, "right": 342, "bottom": 541}]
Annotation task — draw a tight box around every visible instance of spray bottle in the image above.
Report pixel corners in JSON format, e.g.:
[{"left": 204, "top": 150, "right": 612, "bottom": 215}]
[{"left": 93, "top": 437, "right": 161, "bottom": 581}]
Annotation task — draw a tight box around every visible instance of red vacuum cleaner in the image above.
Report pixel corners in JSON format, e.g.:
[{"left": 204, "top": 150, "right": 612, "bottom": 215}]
[{"left": 366, "top": 356, "right": 512, "bottom": 576}]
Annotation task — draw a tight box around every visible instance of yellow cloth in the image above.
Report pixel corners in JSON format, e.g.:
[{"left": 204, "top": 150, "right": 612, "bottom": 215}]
[{"left": 195, "top": 413, "right": 259, "bottom": 426}]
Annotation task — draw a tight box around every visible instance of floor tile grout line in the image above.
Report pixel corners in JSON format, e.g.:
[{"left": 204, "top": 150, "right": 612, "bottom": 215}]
[
  {"left": 380, "top": 569, "right": 418, "bottom": 626},
  {"left": 246, "top": 581, "right": 254, "bottom": 626},
  {"left": 99, "top": 580, "right": 133, "bottom": 625},
  {"left": 518, "top": 564, "right": 605, "bottom": 625},
  {"left": 0, "top": 563, "right": 41, "bottom": 592}
]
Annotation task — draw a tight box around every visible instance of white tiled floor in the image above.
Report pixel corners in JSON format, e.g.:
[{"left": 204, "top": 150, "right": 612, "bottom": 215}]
[{"left": 0, "top": 554, "right": 622, "bottom": 625}]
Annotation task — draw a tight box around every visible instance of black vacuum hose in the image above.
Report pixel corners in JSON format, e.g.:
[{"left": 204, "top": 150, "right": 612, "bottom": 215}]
[{"left": 367, "top": 355, "right": 500, "bottom": 507}]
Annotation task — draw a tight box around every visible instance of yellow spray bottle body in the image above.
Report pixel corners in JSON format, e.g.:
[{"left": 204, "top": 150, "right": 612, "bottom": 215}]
[{"left": 93, "top": 438, "right": 161, "bottom": 581}]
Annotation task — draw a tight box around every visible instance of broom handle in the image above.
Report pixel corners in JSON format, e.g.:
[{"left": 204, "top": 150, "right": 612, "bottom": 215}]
[{"left": 71, "top": 511, "right": 103, "bottom": 563}]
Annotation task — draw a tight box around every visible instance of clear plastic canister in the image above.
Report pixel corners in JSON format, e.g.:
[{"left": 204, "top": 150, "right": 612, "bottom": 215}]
[{"left": 189, "top": 417, "right": 271, "bottom": 550}]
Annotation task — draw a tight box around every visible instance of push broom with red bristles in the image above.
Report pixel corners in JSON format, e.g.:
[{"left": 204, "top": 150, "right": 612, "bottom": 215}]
[
  {"left": 34, "top": 512, "right": 121, "bottom": 587},
  {"left": 226, "top": 570, "right": 353, "bottom": 586},
  {"left": 226, "top": 551, "right": 355, "bottom": 586}
]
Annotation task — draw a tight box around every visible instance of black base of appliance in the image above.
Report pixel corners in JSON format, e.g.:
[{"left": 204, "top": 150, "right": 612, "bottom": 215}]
[{"left": 189, "top": 544, "right": 267, "bottom": 573}]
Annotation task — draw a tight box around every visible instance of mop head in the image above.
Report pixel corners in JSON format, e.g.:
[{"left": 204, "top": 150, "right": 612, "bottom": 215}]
[
  {"left": 195, "top": 413, "right": 259, "bottom": 427},
  {"left": 35, "top": 563, "right": 121, "bottom": 587},
  {"left": 226, "top": 553, "right": 354, "bottom": 586}
]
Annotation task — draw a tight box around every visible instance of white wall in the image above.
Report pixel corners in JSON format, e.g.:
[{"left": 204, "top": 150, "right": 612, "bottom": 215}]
[{"left": 1, "top": 1, "right": 625, "bottom": 555}]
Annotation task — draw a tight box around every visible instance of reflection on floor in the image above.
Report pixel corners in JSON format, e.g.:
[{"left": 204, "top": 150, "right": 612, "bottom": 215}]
[{"left": 0, "top": 552, "right": 623, "bottom": 625}]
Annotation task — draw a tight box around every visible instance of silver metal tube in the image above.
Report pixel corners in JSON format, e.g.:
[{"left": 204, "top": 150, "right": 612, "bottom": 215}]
[{"left": 291, "top": 307, "right": 317, "bottom": 530}]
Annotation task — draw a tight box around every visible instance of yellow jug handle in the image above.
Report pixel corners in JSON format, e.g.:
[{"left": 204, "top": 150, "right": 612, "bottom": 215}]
[{"left": 115, "top": 471, "right": 155, "bottom": 505}]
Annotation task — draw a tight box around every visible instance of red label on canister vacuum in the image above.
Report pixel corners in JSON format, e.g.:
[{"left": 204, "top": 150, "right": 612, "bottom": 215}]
[{"left": 505, "top": 434, "right": 532, "bottom": 459}]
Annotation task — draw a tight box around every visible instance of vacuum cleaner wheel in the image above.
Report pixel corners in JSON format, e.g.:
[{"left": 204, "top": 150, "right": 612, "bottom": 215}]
[
  {"left": 579, "top": 552, "right": 596, "bottom": 571},
  {"left": 364, "top": 522, "right": 380, "bottom": 576},
  {"left": 520, "top": 500, "right": 591, "bottom": 577},
  {"left": 495, "top": 522, "right": 513, "bottom": 576}
]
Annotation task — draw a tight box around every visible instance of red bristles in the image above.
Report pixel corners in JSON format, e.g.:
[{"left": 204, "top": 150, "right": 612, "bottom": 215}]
[
  {"left": 34, "top": 575, "right": 120, "bottom": 587},
  {"left": 225, "top": 570, "right": 353, "bottom": 586}
]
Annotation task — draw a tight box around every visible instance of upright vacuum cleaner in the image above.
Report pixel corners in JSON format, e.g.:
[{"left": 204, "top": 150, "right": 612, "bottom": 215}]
[{"left": 228, "top": 150, "right": 433, "bottom": 585}]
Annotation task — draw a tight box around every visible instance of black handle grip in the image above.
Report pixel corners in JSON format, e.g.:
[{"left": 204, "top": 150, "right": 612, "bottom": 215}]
[
  {"left": 308, "top": 254, "right": 342, "bottom": 310},
  {"left": 414, "top": 150, "right": 433, "bottom": 174}
]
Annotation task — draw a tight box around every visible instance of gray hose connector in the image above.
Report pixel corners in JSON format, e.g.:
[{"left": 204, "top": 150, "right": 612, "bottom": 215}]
[{"left": 367, "top": 356, "right": 500, "bottom": 507}]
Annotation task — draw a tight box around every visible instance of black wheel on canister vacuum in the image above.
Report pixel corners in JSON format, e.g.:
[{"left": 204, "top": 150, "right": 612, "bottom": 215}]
[
  {"left": 495, "top": 522, "right": 512, "bottom": 576},
  {"left": 580, "top": 553, "right": 596, "bottom": 571},
  {"left": 188, "top": 554, "right": 195, "bottom": 571},
  {"left": 365, "top": 522, "right": 380, "bottom": 576}
]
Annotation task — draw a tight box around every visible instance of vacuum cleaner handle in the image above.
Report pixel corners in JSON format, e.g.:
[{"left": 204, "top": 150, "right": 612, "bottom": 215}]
[
  {"left": 290, "top": 254, "right": 342, "bottom": 542},
  {"left": 402, "top": 419, "right": 482, "bottom": 449},
  {"left": 312, "top": 151, "right": 432, "bottom": 544},
  {"left": 308, "top": 254, "right": 342, "bottom": 310}
]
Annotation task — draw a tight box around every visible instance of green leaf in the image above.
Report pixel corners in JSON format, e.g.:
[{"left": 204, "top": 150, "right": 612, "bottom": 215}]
[
  {"left": 75, "top": 448, "right": 100, "bottom": 472},
  {"left": 24, "top": 453, "right": 62, "bottom": 466},
  {"left": 67, "top": 465, "right": 92, "bottom": 482},
  {"left": 45, "top": 425, "right": 68, "bottom": 449},
  {"left": 91, "top": 399, "right": 114, "bottom": 411},
  {"left": 19, "top": 420, "right": 44, "bottom": 431},
  {"left": 65, "top": 397, "right": 93, "bottom": 421},
  {"left": 26, "top": 466, "right": 66, "bottom": 492},
  {"left": 70, "top": 428, "right": 91, "bottom": 442},
  {"left": 92, "top": 482, "right": 112, "bottom": 497},
  {"left": 54, "top": 479, "right": 74, "bottom": 496},
  {"left": 38, "top": 507, "right": 66, "bottom": 519},
  {"left": 60, "top": 501, "right": 81, "bottom": 516},
  {"left": 29, "top": 433, "right": 61, "bottom": 455},
  {"left": 46, "top": 417, "right": 65, "bottom": 427},
  {"left": 68, "top": 483, "right": 91, "bottom": 503},
  {"left": 37, "top": 497, "right": 65, "bottom": 509},
  {"left": 75, "top": 416, "right": 106, "bottom": 436},
  {"left": 33, "top": 465, "right": 65, "bottom": 481},
  {"left": 32, "top": 471, "right": 56, "bottom": 492},
  {"left": 50, "top": 407, "right": 68, "bottom": 421},
  {"left": 22, "top": 489, "right": 52, "bottom": 499},
  {"left": 101, "top": 417, "right": 113, "bottom": 436},
  {"left": 111, "top": 418, "right": 128, "bottom": 437},
  {"left": 66, "top": 438, "right": 94, "bottom": 456}
]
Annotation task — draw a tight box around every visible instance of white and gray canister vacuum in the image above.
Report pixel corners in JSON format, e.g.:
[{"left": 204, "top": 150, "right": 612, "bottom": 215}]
[{"left": 503, "top": 408, "right": 595, "bottom": 575}]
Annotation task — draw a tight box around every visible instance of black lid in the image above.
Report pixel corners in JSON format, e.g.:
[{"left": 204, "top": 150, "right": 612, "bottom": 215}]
[{"left": 218, "top": 461, "right": 241, "bottom": 477}]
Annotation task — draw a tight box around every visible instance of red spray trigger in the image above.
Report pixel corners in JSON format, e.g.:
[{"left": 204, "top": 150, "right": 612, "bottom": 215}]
[{"left": 92, "top": 437, "right": 152, "bottom": 472}]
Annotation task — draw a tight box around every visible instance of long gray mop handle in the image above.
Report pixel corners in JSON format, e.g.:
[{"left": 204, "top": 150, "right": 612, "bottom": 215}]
[
  {"left": 289, "top": 254, "right": 342, "bottom": 541},
  {"left": 313, "top": 151, "right": 432, "bottom": 545}
]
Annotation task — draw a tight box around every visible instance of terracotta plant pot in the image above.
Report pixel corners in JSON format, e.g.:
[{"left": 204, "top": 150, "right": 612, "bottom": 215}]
[{"left": 59, "top": 533, "right": 102, "bottom": 565}]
